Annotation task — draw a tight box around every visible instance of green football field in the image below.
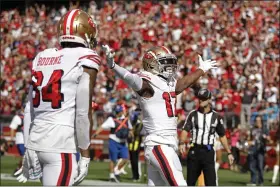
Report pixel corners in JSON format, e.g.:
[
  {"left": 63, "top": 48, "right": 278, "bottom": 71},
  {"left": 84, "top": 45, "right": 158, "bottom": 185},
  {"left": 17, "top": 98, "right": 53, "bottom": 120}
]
[{"left": 0, "top": 155, "right": 278, "bottom": 186}]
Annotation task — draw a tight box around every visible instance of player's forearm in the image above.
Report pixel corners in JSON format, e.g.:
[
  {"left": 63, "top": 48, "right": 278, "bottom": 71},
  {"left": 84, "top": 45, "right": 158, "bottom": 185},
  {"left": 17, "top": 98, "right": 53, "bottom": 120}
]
[
  {"left": 179, "top": 130, "right": 188, "bottom": 144},
  {"left": 113, "top": 64, "right": 143, "bottom": 91},
  {"left": 92, "top": 126, "right": 104, "bottom": 138},
  {"left": 175, "top": 69, "right": 204, "bottom": 95},
  {"left": 10, "top": 129, "right": 15, "bottom": 140},
  {"left": 80, "top": 148, "right": 90, "bottom": 158},
  {"left": 219, "top": 136, "right": 231, "bottom": 154}
]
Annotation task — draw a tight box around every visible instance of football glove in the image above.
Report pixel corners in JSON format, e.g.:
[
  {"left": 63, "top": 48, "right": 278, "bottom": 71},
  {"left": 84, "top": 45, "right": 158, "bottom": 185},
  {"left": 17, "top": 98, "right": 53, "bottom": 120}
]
[
  {"left": 101, "top": 45, "right": 115, "bottom": 69},
  {"left": 73, "top": 157, "right": 90, "bottom": 186},
  {"left": 14, "top": 155, "right": 29, "bottom": 183},
  {"left": 198, "top": 55, "right": 218, "bottom": 73}
]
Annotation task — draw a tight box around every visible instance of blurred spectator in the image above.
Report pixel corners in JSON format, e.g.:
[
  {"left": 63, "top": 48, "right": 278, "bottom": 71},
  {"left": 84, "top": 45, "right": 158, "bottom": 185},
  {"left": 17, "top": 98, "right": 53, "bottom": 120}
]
[
  {"left": 247, "top": 116, "right": 271, "bottom": 186},
  {"left": 240, "top": 83, "right": 257, "bottom": 127},
  {"left": 230, "top": 125, "right": 241, "bottom": 172}
]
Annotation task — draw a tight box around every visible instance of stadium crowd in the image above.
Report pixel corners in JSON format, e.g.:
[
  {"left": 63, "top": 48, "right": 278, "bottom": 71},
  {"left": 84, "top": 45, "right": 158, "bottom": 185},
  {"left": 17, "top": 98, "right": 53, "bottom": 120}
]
[{"left": 1, "top": 0, "right": 279, "bottom": 155}]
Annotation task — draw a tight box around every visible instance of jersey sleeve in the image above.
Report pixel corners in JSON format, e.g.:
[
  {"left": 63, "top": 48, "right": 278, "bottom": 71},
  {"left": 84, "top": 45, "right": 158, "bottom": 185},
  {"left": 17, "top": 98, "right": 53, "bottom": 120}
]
[
  {"left": 78, "top": 49, "right": 100, "bottom": 71},
  {"left": 101, "top": 117, "right": 115, "bottom": 129},
  {"left": 216, "top": 115, "right": 225, "bottom": 137},
  {"left": 9, "top": 115, "right": 22, "bottom": 130}
]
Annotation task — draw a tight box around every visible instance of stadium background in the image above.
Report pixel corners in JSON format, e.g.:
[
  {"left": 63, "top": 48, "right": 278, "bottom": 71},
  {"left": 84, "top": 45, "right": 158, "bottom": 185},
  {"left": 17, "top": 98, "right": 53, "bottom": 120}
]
[{"left": 0, "top": 0, "right": 279, "bottom": 186}]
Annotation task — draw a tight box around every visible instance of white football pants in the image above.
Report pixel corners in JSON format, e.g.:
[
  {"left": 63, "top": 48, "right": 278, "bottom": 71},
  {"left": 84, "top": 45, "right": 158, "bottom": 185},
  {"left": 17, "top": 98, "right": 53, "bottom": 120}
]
[
  {"left": 145, "top": 145, "right": 187, "bottom": 186},
  {"left": 37, "top": 152, "right": 78, "bottom": 186}
]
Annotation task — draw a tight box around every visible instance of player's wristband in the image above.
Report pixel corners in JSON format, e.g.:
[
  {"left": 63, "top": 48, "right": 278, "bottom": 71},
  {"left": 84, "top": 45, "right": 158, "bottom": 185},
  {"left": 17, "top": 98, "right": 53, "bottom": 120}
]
[{"left": 227, "top": 152, "right": 232, "bottom": 156}]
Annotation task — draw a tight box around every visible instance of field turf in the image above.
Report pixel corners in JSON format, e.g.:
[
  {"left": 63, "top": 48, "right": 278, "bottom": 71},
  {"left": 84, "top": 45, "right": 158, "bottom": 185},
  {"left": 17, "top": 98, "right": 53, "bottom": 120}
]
[{"left": 0, "top": 156, "right": 278, "bottom": 186}]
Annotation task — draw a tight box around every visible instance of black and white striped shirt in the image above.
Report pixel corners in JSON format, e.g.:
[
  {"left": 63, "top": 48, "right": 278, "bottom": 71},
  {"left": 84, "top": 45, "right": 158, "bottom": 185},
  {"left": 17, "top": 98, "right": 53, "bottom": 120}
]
[{"left": 183, "top": 109, "right": 225, "bottom": 145}]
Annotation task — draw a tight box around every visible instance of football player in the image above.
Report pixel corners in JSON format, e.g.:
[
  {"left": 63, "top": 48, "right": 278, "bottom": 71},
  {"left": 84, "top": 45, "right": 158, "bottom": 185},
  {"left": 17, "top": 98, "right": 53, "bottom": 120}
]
[
  {"left": 16, "top": 9, "right": 100, "bottom": 186},
  {"left": 102, "top": 45, "right": 218, "bottom": 186}
]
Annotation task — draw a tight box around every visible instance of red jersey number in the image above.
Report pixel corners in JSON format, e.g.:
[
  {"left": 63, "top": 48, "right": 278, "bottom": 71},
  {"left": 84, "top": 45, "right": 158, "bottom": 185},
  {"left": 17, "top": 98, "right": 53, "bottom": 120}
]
[
  {"left": 32, "top": 70, "right": 64, "bottom": 109},
  {"left": 162, "top": 92, "right": 177, "bottom": 117}
]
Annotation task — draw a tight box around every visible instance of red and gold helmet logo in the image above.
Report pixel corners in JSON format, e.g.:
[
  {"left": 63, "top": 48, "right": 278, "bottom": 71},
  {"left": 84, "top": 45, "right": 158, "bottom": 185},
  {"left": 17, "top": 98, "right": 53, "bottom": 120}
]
[{"left": 144, "top": 52, "right": 153, "bottom": 60}]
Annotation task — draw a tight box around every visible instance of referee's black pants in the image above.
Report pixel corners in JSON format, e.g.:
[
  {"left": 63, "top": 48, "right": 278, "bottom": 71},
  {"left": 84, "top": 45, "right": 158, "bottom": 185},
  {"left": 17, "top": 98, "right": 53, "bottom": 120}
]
[
  {"left": 187, "top": 145, "right": 216, "bottom": 186},
  {"left": 129, "top": 150, "right": 140, "bottom": 180}
]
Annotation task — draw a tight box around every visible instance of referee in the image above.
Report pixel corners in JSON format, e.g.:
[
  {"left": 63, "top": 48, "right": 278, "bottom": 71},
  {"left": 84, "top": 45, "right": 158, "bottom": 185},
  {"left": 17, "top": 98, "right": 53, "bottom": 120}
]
[{"left": 179, "top": 88, "right": 234, "bottom": 186}]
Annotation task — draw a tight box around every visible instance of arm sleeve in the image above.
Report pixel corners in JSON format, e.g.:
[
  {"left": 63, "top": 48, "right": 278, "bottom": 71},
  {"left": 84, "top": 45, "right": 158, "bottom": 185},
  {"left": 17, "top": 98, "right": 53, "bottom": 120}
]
[
  {"left": 183, "top": 111, "right": 194, "bottom": 131},
  {"left": 24, "top": 86, "right": 34, "bottom": 145},
  {"left": 9, "top": 116, "right": 21, "bottom": 130},
  {"left": 113, "top": 64, "right": 143, "bottom": 91},
  {"left": 216, "top": 115, "right": 225, "bottom": 137},
  {"left": 75, "top": 72, "right": 91, "bottom": 150},
  {"left": 101, "top": 117, "right": 115, "bottom": 129}
]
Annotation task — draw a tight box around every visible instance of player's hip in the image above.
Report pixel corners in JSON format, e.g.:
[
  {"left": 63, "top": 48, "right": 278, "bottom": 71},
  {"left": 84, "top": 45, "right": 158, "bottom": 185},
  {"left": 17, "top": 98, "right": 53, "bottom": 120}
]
[
  {"left": 27, "top": 139, "right": 78, "bottom": 154},
  {"left": 143, "top": 129, "right": 178, "bottom": 145}
]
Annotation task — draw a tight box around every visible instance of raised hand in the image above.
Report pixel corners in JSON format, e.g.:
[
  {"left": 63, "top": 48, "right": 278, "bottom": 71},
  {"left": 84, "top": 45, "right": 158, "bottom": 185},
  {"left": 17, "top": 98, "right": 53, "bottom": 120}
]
[
  {"left": 198, "top": 55, "right": 219, "bottom": 73},
  {"left": 101, "top": 45, "right": 115, "bottom": 69}
]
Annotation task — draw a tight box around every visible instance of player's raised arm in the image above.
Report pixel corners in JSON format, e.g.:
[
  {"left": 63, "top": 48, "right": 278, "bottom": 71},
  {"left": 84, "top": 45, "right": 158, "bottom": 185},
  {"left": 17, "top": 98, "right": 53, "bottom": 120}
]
[
  {"left": 175, "top": 55, "right": 218, "bottom": 95},
  {"left": 74, "top": 66, "right": 97, "bottom": 185},
  {"left": 102, "top": 45, "right": 153, "bottom": 97}
]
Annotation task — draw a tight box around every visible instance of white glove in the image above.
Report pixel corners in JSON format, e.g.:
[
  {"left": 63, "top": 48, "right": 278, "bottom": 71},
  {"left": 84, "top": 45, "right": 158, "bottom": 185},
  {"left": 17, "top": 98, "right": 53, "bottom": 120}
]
[
  {"left": 101, "top": 45, "right": 115, "bottom": 69},
  {"left": 14, "top": 156, "right": 29, "bottom": 183},
  {"left": 198, "top": 55, "right": 218, "bottom": 73},
  {"left": 73, "top": 157, "right": 90, "bottom": 186}
]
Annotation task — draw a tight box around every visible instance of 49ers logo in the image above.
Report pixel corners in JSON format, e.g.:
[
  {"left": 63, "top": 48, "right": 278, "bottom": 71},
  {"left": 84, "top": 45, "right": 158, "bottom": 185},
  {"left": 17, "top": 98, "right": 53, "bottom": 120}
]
[
  {"left": 88, "top": 17, "right": 96, "bottom": 28},
  {"left": 144, "top": 52, "right": 153, "bottom": 59}
]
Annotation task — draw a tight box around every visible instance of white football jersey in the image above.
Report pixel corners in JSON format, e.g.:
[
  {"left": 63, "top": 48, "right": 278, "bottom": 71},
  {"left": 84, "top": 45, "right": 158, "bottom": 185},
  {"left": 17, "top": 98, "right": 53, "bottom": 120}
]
[
  {"left": 136, "top": 71, "right": 178, "bottom": 147},
  {"left": 26, "top": 47, "right": 100, "bottom": 153}
]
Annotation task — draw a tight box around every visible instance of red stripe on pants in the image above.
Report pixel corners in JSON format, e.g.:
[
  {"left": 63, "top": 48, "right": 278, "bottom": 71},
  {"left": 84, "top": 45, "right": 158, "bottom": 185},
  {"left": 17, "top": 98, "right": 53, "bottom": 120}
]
[
  {"left": 157, "top": 146, "right": 178, "bottom": 186},
  {"left": 57, "top": 154, "right": 66, "bottom": 186},
  {"left": 65, "top": 154, "right": 72, "bottom": 186},
  {"left": 152, "top": 147, "right": 169, "bottom": 182}
]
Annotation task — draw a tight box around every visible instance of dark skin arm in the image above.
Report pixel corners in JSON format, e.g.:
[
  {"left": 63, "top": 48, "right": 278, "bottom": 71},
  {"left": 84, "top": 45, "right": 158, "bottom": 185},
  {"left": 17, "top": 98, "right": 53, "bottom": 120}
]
[
  {"left": 79, "top": 67, "right": 97, "bottom": 158},
  {"left": 136, "top": 72, "right": 203, "bottom": 98},
  {"left": 175, "top": 69, "right": 204, "bottom": 95}
]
